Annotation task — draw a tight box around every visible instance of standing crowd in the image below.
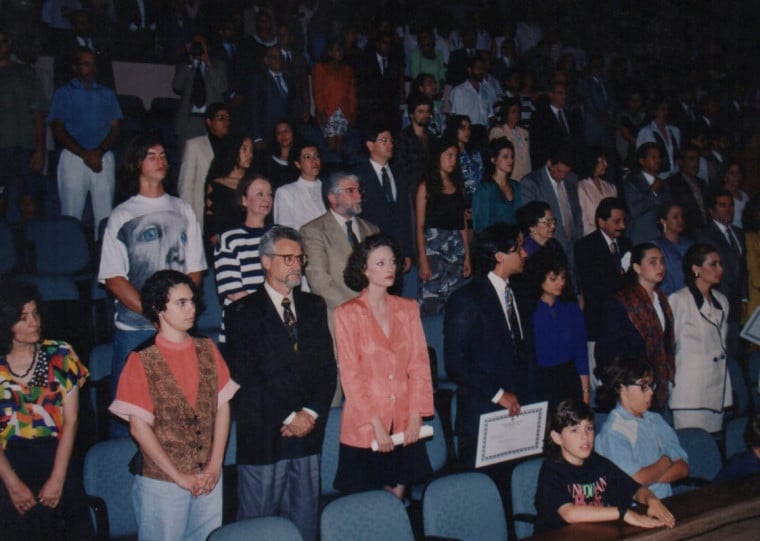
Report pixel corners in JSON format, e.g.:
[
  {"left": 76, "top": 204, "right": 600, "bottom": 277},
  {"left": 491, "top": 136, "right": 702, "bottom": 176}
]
[{"left": 3, "top": 1, "right": 760, "bottom": 539}]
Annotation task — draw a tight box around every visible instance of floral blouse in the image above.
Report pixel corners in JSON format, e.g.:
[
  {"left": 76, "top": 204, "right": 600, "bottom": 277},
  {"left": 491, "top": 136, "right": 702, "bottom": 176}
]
[{"left": 0, "top": 340, "right": 88, "bottom": 449}]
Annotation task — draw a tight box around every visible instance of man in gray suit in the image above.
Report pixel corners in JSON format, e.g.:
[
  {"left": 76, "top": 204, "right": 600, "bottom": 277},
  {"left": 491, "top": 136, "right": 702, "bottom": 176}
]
[
  {"left": 301, "top": 171, "right": 379, "bottom": 322},
  {"left": 520, "top": 147, "right": 583, "bottom": 285},
  {"left": 301, "top": 171, "right": 379, "bottom": 404}
]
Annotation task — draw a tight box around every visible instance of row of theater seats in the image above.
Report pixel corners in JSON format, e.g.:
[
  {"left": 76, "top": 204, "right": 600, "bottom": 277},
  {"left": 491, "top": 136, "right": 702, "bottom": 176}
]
[{"left": 82, "top": 401, "right": 748, "bottom": 541}]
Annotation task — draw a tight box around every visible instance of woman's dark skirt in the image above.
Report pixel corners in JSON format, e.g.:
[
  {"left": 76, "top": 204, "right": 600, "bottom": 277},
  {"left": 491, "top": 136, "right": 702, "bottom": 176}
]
[
  {"left": 0, "top": 437, "right": 94, "bottom": 541},
  {"left": 333, "top": 440, "right": 432, "bottom": 493},
  {"left": 537, "top": 360, "right": 583, "bottom": 410}
]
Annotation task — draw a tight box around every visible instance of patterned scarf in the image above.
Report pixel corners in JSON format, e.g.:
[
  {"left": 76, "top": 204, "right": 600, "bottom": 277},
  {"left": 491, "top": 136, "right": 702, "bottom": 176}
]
[{"left": 617, "top": 284, "right": 675, "bottom": 409}]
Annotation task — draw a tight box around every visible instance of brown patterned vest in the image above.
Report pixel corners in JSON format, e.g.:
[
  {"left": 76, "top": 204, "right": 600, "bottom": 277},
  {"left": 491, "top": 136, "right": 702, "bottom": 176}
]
[{"left": 139, "top": 338, "right": 218, "bottom": 482}]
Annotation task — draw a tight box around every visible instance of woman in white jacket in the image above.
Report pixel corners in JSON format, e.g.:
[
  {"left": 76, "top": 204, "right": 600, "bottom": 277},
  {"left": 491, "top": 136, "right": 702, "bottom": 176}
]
[{"left": 668, "top": 243, "right": 733, "bottom": 434}]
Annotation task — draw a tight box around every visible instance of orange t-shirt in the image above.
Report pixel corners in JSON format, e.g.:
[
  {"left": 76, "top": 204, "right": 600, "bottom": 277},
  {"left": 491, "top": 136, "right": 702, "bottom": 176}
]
[{"left": 109, "top": 334, "right": 238, "bottom": 425}]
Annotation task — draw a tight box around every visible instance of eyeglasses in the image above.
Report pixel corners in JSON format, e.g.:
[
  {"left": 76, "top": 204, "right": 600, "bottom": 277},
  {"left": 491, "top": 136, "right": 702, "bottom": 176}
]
[
  {"left": 628, "top": 381, "right": 657, "bottom": 393},
  {"left": 270, "top": 253, "right": 308, "bottom": 266},
  {"left": 375, "top": 137, "right": 393, "bottom": 144},
  {"left": 213, "top": 115, "right": 231, "bottom": 121},
  {"left": 538, "top": 218, "right": 557, "bottom": 226}
]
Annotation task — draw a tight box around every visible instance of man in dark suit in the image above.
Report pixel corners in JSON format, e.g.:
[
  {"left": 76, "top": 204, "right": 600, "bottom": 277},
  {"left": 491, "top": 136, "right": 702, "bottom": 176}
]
[
  {"left": 529, "top": 80, "right": 582, "bottom": 169},
  {"left": 226, "top": 226, "right": 336, "bottom": 541},
  {"left": 696, "top": 190, "right": 748, "bottom": 360},
  {"left": 625, "top": 142, "right": 671, "bottom": 244},
  {"left": 277, "top": 24, "right": 311, "bottom": 126},
  {"left": 445, "top": 223, "right": 536, "bottom": 471},
  {"left": 574, "top": 197, "right": 631, "bottom": 385},
  {"left": 668, "top": 145, "right": 708, "bottom": 237},
  {"left": 521, "top": 148, "right": 584, "bottom": 285},
  {"left": 208, "top": 13, "right": 254, "bottom": 136},
  {"left": 354, "top": 125, "right": 414, "bottom": 271},
  {"left": 357, "top": 30, "right": 404, "bottom": 133},
  {"left": 446, "top": 27, "right": 479, "bottom": 87},
  {"left": 114, "top": 0, "right": 158, "bottom": 60},
  {"left": 250, "top": 46, "right": 296, "bottom": 147}
]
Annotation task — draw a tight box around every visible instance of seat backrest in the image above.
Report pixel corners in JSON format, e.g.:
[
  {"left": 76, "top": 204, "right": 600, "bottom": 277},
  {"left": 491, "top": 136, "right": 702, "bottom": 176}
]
[
  {"left": 426, "top": 409, "right": 448, "bottom": 473},
  {"left": 727, "top": 358, "right": 749, "bottom": 417},
  {"left": 84, "top": 437, "right": 138, "bottom": 538},
  {"left": 0, "top": 221, "right": 17, "bottom": 275},
  {"left": 24, "top": 216, "right": 90, "bottom": 274},
  {"left": 423, "top": 472, "right": 507, "bottom": 541},
  {"left": 511, "top": 457, "right": 544, "bottom": 539},
  {"left": 88, "top": 342, "right": 113, "bottom": 383},
  {"left": 224, "top": 420, "right": 237, "bottom": 466},
  {"left": 196, "top": 270, "right": 222, "bottom": 335},
  {"left": 676, "top": 428, "right": 723, "bottom": 482},
  {"left": 725, "top": 416, "right": 749, "bottom": 460},
  {"left": 208, "top": 516, "right": 303, "bottom": 541},
  {"left": 422, "top": 313, "right": 446, "bottom": 380},
  {"left": 749, "top": 351, "right": 760, "bottom": 410},
  {"left": 321, "top": 490, "right": 415, "bottom": 541},
  {"left": 320, "top": 405, "right": 342, "bottom": 496}
]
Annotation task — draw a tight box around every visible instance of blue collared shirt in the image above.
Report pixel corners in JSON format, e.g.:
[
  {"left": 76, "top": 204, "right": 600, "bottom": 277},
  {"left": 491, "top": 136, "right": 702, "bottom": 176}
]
[
  {"left": 596, "top": 404, "right": 688, "bottom": 498},
  {"left": 48, "top": 78, "right": 123, "bottom": 149}
]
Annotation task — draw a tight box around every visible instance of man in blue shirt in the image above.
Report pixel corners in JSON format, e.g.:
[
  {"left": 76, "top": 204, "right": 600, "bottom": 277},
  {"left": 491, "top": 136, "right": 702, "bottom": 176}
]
[{"left": 48, "top": 47, "right": 122, "bottom": 237}]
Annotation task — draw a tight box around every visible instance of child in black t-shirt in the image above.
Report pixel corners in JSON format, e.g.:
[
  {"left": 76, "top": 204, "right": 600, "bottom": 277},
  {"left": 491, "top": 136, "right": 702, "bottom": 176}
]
[{"left": 534, "top": 399, "right": 676, "bottom": 534}]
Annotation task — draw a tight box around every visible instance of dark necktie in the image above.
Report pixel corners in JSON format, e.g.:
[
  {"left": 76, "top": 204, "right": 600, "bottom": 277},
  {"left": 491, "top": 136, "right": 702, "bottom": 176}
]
[
  {"left": 505, "top": 285, "right": 522, "bottom": 346},
  {"left": 346, "top": 219, "right": 359, "bottom": 248},
  {"left": 281, "top": 297, "right": 297, "bottom": 349},
  {"left": 381, "top": 166, "right": 393, "bottom": 203},
  {"left": 191, "top": 63, "right": 206, "bottom": 109},
  {"left": 610, "top": 240, "right": 622, "bottom": 272},
  {"left": 558, "top": 108, "right": 570, "bottom": 135},
  {"left": 274, "top": 73, "right": 287, "bottom": 95},
  {"left": 381, "top": 56, "right": 387, "bottom": 75},
  {"left": 726, "top": 226, "right": 741, "bottom": 255}
]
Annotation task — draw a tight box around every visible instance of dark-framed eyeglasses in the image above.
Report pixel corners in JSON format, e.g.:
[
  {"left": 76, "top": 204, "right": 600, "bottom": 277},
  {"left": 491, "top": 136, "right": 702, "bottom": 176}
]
[
  {"left": 628, "top": 380, "right": 657, "bottom": 393},
  {"left": 270, "top": 253, "right": 308, "bottom": 266}
]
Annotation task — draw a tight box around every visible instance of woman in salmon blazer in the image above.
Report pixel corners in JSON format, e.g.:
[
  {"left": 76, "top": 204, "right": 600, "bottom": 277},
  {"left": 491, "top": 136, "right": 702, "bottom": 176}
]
[{"left": 333, "top": 234, "right": 434, "bottom": 498}]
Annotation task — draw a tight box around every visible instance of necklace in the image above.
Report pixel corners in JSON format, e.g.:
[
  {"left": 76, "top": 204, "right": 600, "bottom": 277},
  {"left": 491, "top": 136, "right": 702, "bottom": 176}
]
[{"left": 7, "top": 344, "right": 38, "bottom": 379}]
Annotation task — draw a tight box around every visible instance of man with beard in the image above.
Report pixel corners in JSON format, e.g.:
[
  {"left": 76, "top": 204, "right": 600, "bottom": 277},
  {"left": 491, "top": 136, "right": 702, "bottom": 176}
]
[
  {"left": 394, "top": 93, "right": 434, "bottom": 189},
  {"left": 449, "top": 56, "right": 494, "bottom": 144},
  {"left": 225, "top": 226, "right": 336, "bottom": 541},
  {"left": 300, "top": 172, "right": 379, "bottom": 329}
]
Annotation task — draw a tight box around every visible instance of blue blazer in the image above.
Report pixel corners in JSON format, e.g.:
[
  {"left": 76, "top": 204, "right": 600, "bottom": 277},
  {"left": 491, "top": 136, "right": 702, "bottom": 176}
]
[{"left": 444, "top": 276, "right": 536, "bottom": 467}]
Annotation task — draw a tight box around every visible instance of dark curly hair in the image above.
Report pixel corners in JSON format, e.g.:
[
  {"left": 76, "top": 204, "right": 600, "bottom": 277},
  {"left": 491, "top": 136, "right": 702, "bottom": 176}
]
[
  {"left": 140, "top": 270, "right": 201, "bottom": 325},
  {"left": 0, "top": 280, "right": 41, "bottom": 356},
  {"left": 545, "top": 398, "right": 595, "bottom": 462},
  {"left": 595, "top": 354, "right": 655, "bottom": 411},
  {"left": 524, "top": 247, "right": 573, "bottom": 308},
  {"left": 343, "top": 233, "right": 402, "bottom": 292}
]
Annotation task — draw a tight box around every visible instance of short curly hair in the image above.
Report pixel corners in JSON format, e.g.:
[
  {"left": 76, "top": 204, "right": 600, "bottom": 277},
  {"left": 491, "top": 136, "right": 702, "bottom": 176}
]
[
  {"left": 0, "top": 280, "right": 41, "bottom": 356},
  {"left": 343, "top": 233, "right": 402, "bottom": 292},
  {"left": 140, "top": 270, "right": 201, "bottom": 325}
]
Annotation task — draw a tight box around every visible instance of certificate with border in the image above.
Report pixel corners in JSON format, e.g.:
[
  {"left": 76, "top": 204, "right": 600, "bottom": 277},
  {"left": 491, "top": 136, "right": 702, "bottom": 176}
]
[
  {"left": 741, "top": 307, "right": 760, "bottom": 346},
  {"left": 474, "top": 401, "right": 548, "bottom": 468}
]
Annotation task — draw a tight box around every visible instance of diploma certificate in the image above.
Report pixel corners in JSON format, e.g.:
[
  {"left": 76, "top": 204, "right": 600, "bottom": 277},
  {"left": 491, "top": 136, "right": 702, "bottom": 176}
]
[{"left": 474, "top": 401, "right": 548, "bottom": 468}]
